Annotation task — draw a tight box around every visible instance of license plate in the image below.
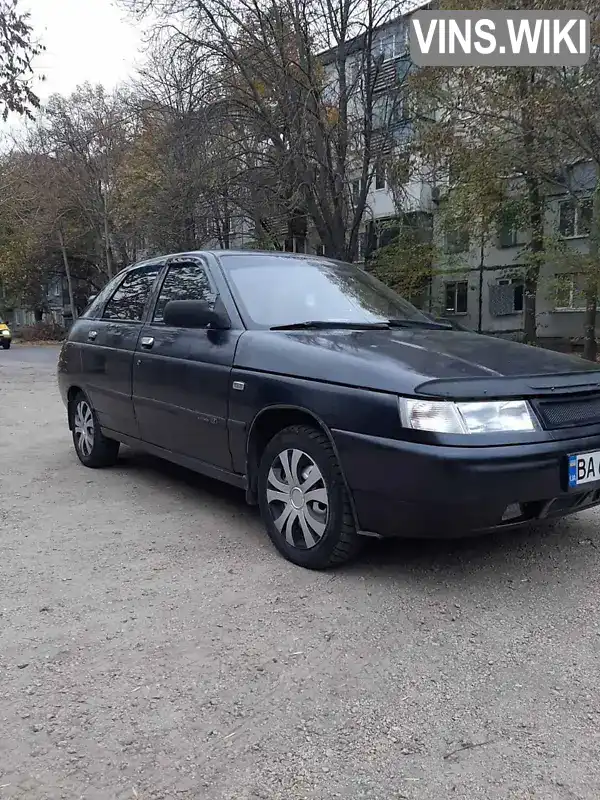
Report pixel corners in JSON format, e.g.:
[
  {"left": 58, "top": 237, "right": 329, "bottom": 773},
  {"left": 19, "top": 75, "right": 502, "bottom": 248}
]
[{"left": 569, "top": 451, "right": 600, "bottom": 488}]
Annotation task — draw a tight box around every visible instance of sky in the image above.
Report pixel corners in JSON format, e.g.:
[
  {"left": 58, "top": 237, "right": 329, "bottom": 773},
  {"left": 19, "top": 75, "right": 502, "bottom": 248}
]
[{"left": 25, "top": 0, "right": 145, "bottom": 104}]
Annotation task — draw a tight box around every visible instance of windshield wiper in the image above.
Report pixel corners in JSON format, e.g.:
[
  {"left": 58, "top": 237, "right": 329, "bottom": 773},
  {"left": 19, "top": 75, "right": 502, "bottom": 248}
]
[
  {"left": 270, "top": 320, "right": 390, "bottom": 331},
  {"left": 387, "top": 318, "right": 453, "bottom": 330}
]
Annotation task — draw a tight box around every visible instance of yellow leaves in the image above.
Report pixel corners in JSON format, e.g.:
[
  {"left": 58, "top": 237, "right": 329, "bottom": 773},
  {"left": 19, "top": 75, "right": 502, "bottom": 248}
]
[
  {"left": 253, "top": 80, "right": 267, "bottom": 98},
  {"left": 325, "top": 105, "right": 339, "bottom": 126}
]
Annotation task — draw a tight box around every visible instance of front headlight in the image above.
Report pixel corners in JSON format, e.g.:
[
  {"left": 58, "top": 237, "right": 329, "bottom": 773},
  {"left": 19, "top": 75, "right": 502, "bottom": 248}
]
[
  {"left": 1, "top": 329, "right": 10, "bottom": 337},
  {"left": 400, "top": 398, "right": 539, "bottom": 434}
]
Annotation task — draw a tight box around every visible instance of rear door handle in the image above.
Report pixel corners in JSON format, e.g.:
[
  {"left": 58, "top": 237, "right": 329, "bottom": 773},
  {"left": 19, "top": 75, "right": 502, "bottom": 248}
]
[
  {"left": 88, "top": 330, "right": 97, "bottom": 341},
  {"left": 140, "top": 336, "right": 154, "bottom": 349}
]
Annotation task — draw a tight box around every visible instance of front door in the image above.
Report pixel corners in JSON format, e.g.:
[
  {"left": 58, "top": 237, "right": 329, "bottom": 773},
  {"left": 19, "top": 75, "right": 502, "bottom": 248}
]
[
  {"left": 132, "top": 257, "right": 241, "bottom": 471},
  {"left": 80, "top": 264, "right": 163, "bottom": 438}
]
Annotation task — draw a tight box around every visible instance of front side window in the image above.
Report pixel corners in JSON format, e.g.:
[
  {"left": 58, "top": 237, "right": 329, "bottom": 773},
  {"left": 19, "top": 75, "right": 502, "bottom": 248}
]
[
  {"left": 220, "top": 254, "right": 429, "bottom": 329},
  {"left": 102, "top": 266, "right": 162, "bottom": 322},
  {"left": 153, "top": 262, "right": 214, "bottom": 324}
]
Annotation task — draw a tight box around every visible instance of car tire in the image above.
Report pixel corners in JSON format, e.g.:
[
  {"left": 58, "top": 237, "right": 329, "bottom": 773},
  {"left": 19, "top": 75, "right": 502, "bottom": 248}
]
[
  {"left": 258, "top": 424, "right": 362, "bottom": 569},
  {"left": 2, "top": 341, "right": 10, "bottom": 349},
  {"left": 70, "top": 391, "right": 120, "bottom": 468}
]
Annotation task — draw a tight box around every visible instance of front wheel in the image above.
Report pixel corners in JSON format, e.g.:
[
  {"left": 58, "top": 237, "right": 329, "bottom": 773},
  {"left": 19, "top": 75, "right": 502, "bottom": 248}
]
[
  {"left": 71, "top": 392, "right": 120, "bottom": 468},
  {"left": 1, "top": 340, "right": 10, "bottom": 350},
  {"left": 257, "top": 425, "right": 362, "bottom": 569}
]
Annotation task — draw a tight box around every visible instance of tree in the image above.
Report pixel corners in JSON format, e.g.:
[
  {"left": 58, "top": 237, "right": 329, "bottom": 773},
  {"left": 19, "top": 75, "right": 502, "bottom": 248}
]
[
  {"left": 37, "top": 84, "right": 138, "bottom": 282},
  {"left": 539, "top": 27, "right": 600, "bottom": 359},
  {"left": 407, "top": 35, "right": 564, "bottom": 343},
  {"left": 124, "top": 38, "right": 240, "bottom": 254},
  {"left": 369, "top": 214, "right": 436, "bottom": 308},
  {"left": 0, "top": 0, "right": 43, "bottom": 119},
  {"left": 0, "top": 148, "right": 100, "bottom": 320},
  {"left": 123, "top": 0, "right": 410, "bottom": 261}
]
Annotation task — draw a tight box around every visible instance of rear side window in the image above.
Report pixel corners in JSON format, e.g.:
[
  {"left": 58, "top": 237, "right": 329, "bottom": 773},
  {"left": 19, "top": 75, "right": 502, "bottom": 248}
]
[
  {"left": 103, "top": 266, "right": 162, "bottom": 322},
  {"left": 153, "top": 262, "right": 214, "bottom": 324}
]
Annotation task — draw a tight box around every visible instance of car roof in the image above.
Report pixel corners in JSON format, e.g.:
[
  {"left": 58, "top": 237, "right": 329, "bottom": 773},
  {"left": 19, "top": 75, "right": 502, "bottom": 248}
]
[
  {"left": 196, "top": 250, "right": 326, "bottom": 260},
  {"left": 124, "top": 251, "right": 338, "bottom": 273}
]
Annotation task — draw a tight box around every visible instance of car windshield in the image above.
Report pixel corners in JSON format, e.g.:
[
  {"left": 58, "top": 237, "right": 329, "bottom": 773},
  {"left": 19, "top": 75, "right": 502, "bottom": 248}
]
[{"left": 219, "top": 254, "right": 430, "bottom": 329}]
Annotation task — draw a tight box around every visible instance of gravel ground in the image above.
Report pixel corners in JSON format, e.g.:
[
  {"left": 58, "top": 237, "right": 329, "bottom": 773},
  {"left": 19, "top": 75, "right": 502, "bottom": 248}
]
[{"left": 2, "top": 344, "right": 600, "bottom": 800}]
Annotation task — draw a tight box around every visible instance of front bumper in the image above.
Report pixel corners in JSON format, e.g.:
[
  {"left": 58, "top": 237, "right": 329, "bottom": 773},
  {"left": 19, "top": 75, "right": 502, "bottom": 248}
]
[{"left": 333, "top": 429, "right": 600, "bottom": 538}]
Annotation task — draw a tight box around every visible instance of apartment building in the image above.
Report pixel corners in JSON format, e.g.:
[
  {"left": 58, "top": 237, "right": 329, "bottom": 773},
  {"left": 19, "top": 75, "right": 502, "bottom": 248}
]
[
  {"left": 427, "top": 161, "right": 596, "bottom": 347},
  {"left": 199, "top": 7, "right": 597, "bottom": 349}
]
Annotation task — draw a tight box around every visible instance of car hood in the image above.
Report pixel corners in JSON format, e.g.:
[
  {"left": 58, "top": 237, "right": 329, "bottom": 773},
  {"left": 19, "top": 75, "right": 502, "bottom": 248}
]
[{"left": 234, "top": 328, "right": 600, "bottom": 397}]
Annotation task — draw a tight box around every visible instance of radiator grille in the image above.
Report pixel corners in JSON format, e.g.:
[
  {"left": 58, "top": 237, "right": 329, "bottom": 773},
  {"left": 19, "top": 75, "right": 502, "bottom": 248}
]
[{"left": 536, "top": 394, "right": 600, "bottom": 429}]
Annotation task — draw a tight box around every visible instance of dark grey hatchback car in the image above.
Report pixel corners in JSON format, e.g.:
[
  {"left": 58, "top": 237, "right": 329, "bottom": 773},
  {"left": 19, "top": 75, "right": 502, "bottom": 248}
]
[{"left": 58, "top": 251, "right": 600, "bottom": 568}]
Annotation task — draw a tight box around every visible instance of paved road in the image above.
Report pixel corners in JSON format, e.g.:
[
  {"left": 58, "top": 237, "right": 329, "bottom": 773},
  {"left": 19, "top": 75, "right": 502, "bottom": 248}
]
[{"left": 2, "top": 344, "right": 600, "bottom": 800}]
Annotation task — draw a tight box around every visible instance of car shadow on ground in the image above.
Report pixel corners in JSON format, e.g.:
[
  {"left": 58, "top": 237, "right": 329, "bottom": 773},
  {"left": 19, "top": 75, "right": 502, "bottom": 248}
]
[{"left": 115, "top": 446, "right": 599, "bottom": 589}]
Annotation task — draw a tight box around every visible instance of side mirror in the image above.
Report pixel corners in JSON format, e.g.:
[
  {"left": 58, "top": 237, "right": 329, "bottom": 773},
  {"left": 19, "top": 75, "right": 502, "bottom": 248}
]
[
  {"left": 163, "top": 299, "right": 231, "bottom": 330},
  {"left": 87, "top": 294, "right": 97, "bottom": 305}
]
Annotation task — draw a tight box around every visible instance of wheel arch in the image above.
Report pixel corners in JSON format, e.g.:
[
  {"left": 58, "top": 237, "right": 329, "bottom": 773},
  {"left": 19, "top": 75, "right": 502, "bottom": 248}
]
[
  {"left": 244, "top": 404, "right": 360, "bottom": 530},
  {"left": 66, "top": 385, "right": 84, "bottom": 430}
]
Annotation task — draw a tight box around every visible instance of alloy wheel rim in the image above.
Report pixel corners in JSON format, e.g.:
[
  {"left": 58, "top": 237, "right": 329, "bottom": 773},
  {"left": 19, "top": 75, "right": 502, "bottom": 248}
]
[
  {"left": 74, "top": 400, "right": 94, "bottom": 457},
  {"left": 266, "top": 448, "right": 329, "bottom": 550}
]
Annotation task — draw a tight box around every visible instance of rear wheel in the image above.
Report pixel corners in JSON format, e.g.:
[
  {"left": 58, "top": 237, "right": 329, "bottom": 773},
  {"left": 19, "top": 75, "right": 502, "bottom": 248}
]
[
  {"left": 71, "top": 392, "right": 120, "bottom": 468},
  {"left": 258, "top": 424, "right": 362, "bottom": 569}
]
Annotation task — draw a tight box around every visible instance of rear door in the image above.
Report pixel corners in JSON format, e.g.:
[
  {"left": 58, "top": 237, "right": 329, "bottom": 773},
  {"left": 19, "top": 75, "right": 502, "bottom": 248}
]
[
  {"left": 79, "top": 263, "right": 163, "bottom": 438},
  {"left": 132, "top": 256, "right": 242, "bottom": 471}
]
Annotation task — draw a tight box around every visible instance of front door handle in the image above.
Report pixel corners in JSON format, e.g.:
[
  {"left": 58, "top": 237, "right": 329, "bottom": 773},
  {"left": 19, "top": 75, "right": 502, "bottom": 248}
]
[
  {"left": 88, "top": 330, "right": 97, "bottom": 341},
  {"left": 140, "top": 336, "right": 154, "bottom": 349}
]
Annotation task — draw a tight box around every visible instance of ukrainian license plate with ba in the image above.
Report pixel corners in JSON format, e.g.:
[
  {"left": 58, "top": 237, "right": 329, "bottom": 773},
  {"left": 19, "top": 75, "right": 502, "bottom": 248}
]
[{"left": 568, "top": 451, "right": 600, "bottom": 488}]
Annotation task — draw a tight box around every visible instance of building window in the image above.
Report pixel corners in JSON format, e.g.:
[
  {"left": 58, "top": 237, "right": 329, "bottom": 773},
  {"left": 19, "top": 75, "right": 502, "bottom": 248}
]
[
  {"left": 376, "top": 219, "right": 400, "bottom": 249},
  {"left": 357, "top": 231, "right": 367, "bottom": 261},
  {"left": 284, "top": 236, "right": 306, "bottom": 253},
  {"left": 379, "top": 32, "right": 396, "bottom": 61},
  {"left": 196, "top": 216, "right": 208, "bottom": 239},
  {"left": 315, "top": 243, "right": 325, "bottom": 257},
  {"left": 377, "top": 26, "right": 408, "bottom": 62},
  {"left": 497, "top": 277, "right": 524, "bottom": 312},
  {"left": 372, "top": 93, "right": 404, "bottom": 130},
  {"left": 445, "top": 281, "right": 468, "bottom": 314},
  {"left": 445, "top": 227, "right": 469, "bottom": 253},
  {"left": 375, "top": 161, "right": 386, "bottom": 190},
  {"left": 559, "top": 197, "right": 592, "bottom": 238},
  {"left": 347, "top": 56, "right": 363, "bottom": 89},
  {"left": 498, "top": 224, "right": 520, "bottom": 248},
  {"left": 555, "top": 273, "right": 587, "bottom": 310},
  {"left": 350, "top": 178, "right": 363, "bottom": 202}
]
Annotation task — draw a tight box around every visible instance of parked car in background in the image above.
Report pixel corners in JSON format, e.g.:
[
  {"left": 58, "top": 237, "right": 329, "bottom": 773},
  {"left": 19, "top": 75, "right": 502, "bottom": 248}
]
[
  {"left": 0, "top": 320, "right": 11, "bottom": 349},
  {"left": 58, "top": 251, "right": 600, "bottom": 569}
]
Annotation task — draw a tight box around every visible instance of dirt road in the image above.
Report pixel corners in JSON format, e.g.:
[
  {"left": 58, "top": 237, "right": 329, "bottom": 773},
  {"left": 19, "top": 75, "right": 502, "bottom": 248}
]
[{"left": 2, "top": 344, "right": 600, "bottom": 799}]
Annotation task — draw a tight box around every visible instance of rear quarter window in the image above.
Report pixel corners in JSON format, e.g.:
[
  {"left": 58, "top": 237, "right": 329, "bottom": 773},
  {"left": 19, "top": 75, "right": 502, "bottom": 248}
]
[{"left": 80, "top": 278, "right": 120, "bottom": 319}]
